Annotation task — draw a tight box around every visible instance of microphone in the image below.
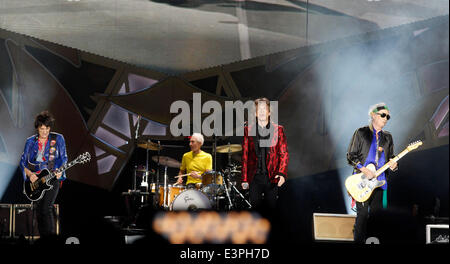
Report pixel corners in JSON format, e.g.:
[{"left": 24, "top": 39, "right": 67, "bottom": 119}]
[{"left": 135, "top": 115, "right": 142, "bottom": 140}]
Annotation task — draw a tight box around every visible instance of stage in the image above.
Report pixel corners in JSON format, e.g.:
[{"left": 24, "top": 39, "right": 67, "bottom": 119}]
[{"left": 0, "top": 1, "right": 448, "bottom": 255}]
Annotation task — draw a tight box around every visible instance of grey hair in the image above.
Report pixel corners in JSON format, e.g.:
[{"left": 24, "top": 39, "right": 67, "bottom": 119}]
[
  {"left": 191, "top": 133, "right": 204, "bottom": 145},
  {"left": 368, "top": 102, "right": 388, "bottom": 123}
]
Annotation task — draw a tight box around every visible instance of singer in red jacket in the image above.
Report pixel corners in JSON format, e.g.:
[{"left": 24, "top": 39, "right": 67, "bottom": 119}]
[{"left": 241, "top": 98, "right": 289, "bottom": 214}]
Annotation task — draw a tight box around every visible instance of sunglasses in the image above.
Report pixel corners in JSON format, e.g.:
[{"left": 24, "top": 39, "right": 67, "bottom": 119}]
[{"left": 376, "top": 113, "right": 391, "bottom": 120}]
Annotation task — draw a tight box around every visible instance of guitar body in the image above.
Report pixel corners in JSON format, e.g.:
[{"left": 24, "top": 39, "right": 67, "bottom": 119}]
[
  {"left": 345, "top": 164, "right": 386, "bottom": 203},
  {"left": 345, "top": 141, "right": 422, "bottom": 203},
  {"left": 22, "top": 152, "right": 91, "bottom": 202},
  {"left": 23, "top": 169, "right": 54, "bottom": 202}
]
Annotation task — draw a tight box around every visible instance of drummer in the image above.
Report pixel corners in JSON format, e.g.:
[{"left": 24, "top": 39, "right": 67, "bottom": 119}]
[{"left": 175, "top": 133, "right": 212, "bottom": 189}]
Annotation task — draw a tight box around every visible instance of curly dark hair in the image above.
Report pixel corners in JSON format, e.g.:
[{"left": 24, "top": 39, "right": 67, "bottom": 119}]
[{"left": 34, "top": 110, "right": 55, "bottom": 129}]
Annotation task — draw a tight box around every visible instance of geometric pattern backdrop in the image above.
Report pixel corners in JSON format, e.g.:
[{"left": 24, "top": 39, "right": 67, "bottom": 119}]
[{"left": 0, "top": 15, "right": 448, "bottom": 199}]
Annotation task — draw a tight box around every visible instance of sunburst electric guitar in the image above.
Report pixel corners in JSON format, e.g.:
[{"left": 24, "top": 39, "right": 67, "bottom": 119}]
[
  {"left": 23, "top": 152, "right": 91, "bottom": 202},
  {"left": 345, "top": 141, "right": 422, "bottom": 202}
]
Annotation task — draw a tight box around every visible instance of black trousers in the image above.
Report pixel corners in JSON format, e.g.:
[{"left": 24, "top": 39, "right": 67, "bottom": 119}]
[
  {"left": 34, "top": 179, "right": 59, "bottom": 236},
  {"left": 249, "top": 179, "right": 278, "bottom": 218},
  {"left": 354, "top": 188, "right": 384, "bottom": 244}
]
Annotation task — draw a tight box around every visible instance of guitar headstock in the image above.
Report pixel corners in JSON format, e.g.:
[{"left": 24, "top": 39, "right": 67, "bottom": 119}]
[
  {"left": 407, "top": 140, "right": 423, "bottom": 151},
  {"left": 75, "top": 152, "right": 91, "bottom": 164}
]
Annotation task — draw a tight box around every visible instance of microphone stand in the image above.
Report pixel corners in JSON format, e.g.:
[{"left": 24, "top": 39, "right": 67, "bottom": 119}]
[
  {"left": 132, "top": 115, "right": 142, "bottom": 193},
  {"left": 230, "top": 182, "right": 251, "bottom": 209},
  {"left": 133, "top": 115, "right": 141, "bottom": 193},
  {"left": 135, "top": 115, "right": 141, "bottom": 140},
  {"left": 212, "top": 134, "right": 218, "bottom": 210},
  {"left": 131, "top": 115, "right": 140, "bottom": 225},
  {"left": 213, "top": 134, "right": 217, "bottom": 172},
  {"left": 141, "top": 138, "right": 152, "bottom": 206},
  {"left": 222, "top": 170, "right": 233, "bottom": 210},
  {"left": 133, "top": 165, "right": 137, "bottom": 191},
  {"left": 226, "top": 165, "right": 251, "bottom": 209},
  {"left": 163, "top": 166, "right": 168, "bottom": 209},
  {"left": 156, "top": 141, "right": 161, "bottom": 209},
  {"left": 30, "top": 202, "right": 35, "bottom": 242}
]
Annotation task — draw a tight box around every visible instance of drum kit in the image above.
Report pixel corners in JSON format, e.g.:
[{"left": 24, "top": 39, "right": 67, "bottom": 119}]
[{"left": 123, "top": 136, "right": 251, "bottom": 216}]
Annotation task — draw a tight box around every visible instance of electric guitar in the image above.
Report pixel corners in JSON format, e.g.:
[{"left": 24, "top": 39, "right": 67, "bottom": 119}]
[
  {"left": 23, "top": 152, "right": 91, "bottom": 202},
  {"left": 345, "top": 141, "right": 422, "bottom": 203}
]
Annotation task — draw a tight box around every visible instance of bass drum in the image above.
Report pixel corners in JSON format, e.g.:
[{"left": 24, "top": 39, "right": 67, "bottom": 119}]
[{"left": 171, "top": 189, "right": 212, "bottom": 211}]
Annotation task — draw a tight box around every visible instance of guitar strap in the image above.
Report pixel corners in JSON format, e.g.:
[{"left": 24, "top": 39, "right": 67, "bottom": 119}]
[
  {"left": 376, "top": 134, "right": 388, "bottom": 209},
  {"left": 27, "top": 136, "right": 42, "bottom": 172},
  {"left": 375, "top": 137, "right": 380, "bottom": 168},
  {"left": 48, "top": 133, "right": 63, "bottom": 188},
  {"left": 47, "top": 133, "right": 57, "bottom": 171}
]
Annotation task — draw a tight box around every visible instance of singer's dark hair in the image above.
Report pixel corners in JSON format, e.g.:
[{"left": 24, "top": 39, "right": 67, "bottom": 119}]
[{"left": 34, "top": 110, "right": 55, "bottom": 129}]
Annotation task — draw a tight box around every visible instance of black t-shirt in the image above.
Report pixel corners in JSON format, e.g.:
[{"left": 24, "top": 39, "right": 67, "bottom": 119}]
[{"left": 253, "top": 122, "right": 271, "bottom": 184}]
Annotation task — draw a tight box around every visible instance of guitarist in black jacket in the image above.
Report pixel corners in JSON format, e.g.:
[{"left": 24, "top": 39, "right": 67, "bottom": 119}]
[
  {"left": 19, "top": 111, "right": 67, "bottom": 237},
  {"left": 346, "top": 103, "right": 398, "bottom": 243}
]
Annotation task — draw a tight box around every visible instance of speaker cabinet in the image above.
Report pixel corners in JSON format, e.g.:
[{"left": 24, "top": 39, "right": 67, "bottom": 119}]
[
  {"left": 313, "top": 213, "right": 356, "bottom": 241},
  {"left": 0, "top": 204, "right": 12, "bottom": 238},
  {"left": 13, "top": 204, "right": 59, "bottom": 239},
  {"left": 426, "top": 224, "right": 449, "bottom": 244}
]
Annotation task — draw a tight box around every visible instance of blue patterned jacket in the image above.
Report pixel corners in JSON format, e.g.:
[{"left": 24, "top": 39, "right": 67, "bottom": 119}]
[{"left": 19, "top": 132, "right": 68, "bottom": 181}]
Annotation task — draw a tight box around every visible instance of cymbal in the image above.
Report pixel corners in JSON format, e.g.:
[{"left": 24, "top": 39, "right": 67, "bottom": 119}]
[
  {"left": 216, "top": 144, "right": 242, "bottom": 153},
  {"left": 137, "top": 140, "right": 162, "bottom": 151},
  {"left": 152, "top": 156, "right": 181, "bottom": 168}
]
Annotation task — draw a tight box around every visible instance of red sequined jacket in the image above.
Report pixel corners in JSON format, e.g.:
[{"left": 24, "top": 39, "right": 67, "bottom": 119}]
[{"left": 241, "top": 122, "right": 289, "bottom": 184}]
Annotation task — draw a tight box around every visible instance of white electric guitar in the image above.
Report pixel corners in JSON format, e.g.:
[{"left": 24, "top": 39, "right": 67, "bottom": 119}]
[{"left": 345, "top": 141, "right": 422, "bottom": 202}]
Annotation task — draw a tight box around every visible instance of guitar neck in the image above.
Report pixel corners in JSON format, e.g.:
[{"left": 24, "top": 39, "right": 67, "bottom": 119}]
[
  {"left": 45, "top": 160, "right": 77, "bottom": 181},
  {"left": 375, "top": 148, "right": 409, "bottom": 177}
]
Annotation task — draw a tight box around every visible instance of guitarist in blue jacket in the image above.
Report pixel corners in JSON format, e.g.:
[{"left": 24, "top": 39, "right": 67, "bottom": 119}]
[
  {"left": 19, "top": 111, "right": 67, "bottom": 237},
  {"left": 346, "top": 103, "right": 398, "bottom": 243}
]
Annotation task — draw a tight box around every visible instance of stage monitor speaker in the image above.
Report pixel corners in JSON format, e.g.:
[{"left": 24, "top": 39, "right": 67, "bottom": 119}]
[
  {"left": 13, "top": 204, "right": 60, "bottom": 239},
  {"left": 426, "top": 224, "right": 448, "bottom": 244},
  {"left": 0, "top": 204, "right": 12, "bottom": 238},
  {"left": 313, "top": 213, "right": 356, "bottom": 241}
]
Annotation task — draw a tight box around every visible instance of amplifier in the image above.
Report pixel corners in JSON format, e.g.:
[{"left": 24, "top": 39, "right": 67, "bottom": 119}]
[
  {"left": 13, "top": 204, "right": 59, "bottom": 239},
  {"left": 426, "top": 224, "right": 449, "bottom": 244},
  {"left": 313, "top": 213, "right": 356, "bottom": 241},
  {"left": 0, "top": 204, "right": 12, "bottom": 238}
]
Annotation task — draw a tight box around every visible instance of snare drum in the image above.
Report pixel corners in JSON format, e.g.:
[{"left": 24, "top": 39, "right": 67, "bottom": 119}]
[
  {"left": 171, "top": 189, "right": 212, "bottom": 211},
  {"left": 159, "top": 185, "right": 185, "bottom": 208}
]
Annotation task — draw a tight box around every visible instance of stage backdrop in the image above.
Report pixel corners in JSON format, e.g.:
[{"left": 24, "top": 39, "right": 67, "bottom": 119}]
[{"left": 0, "top": 17, "right": 448, "bottom": 217}]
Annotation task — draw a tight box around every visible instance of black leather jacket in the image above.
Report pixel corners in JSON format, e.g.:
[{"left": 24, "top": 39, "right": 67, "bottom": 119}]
[{"left": 347, "top": 125, "right": 396, "bottom": 173}]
